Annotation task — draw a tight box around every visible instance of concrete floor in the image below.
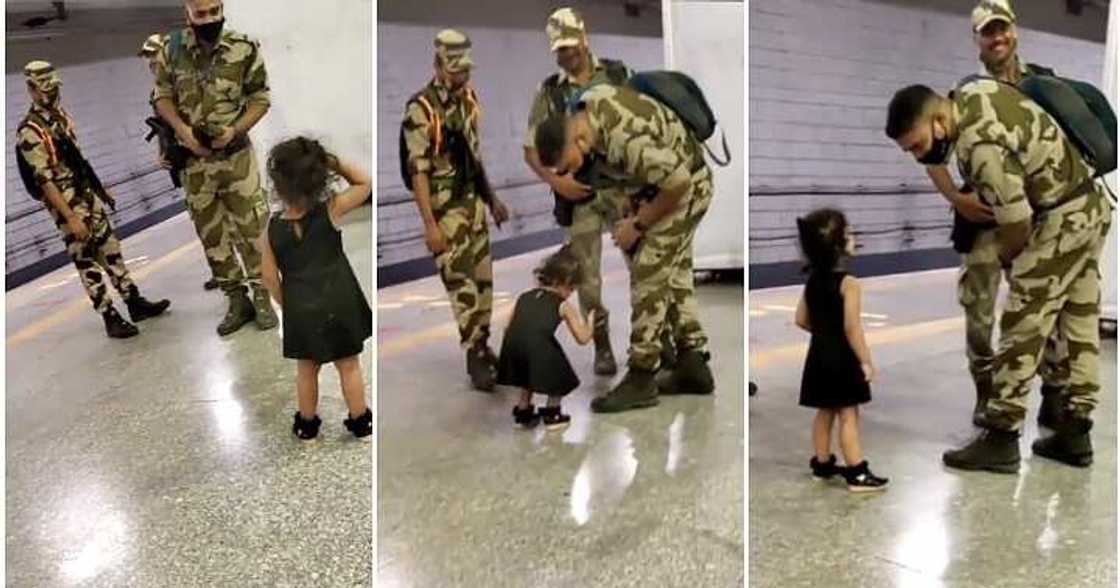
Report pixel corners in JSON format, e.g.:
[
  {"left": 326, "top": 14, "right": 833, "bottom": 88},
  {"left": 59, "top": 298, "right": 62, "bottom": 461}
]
[
  {"left": 6, "top": 206, "right": 373, "bottom": 587},
  {"left": 378, "top": 243, "right": 745, "bottom": 587},
  {"left": 749, "top": 268, "right": 1117, "bottom": 588}
]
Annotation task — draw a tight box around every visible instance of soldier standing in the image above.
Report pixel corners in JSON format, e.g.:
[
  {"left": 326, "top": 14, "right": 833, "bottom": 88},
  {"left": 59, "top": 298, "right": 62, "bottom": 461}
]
[
  {"left": 138, "top": 33, "right": 220, "bottom": 292},
  {"left": 534, "top": 83, "right": 716, "bottom": 413},
  {"left": 925, "top": 0, "right": 1069, "bottom": 429},
  {"left": 523, "top": 7, "right": 632, "bottom": 376},
  {"left": 152, "top": 0, "right": 278, "bottom": 335},
  {"left": 887, "top": 81, "right": 1112, "bottom": 472},
  {"left": 16, "top": 61, "right": 170, "bottom": 338},
  {"left": 401, "top": 29, "right": 511, "bottom": 391}
]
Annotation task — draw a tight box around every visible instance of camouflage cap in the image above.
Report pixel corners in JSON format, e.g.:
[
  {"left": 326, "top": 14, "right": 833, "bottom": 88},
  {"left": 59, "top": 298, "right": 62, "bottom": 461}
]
[
  {"left": 24, "top": 60, "right": 61, "bottom": 91},
  {"left": 434, "top": 29, "right": 474, "bottom": 72},
  {"left": 971, "top": 0, "right": 1016, "bottom": 33},
  {"left": 138, "top": 33, "right": 165, "bottom": 57},
  {"left": 546, "top": 7, "right": 586, "bottom": 52}
]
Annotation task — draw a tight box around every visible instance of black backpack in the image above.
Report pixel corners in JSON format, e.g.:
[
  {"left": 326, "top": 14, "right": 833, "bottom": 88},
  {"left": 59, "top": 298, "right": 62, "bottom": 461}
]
[{"left": 625, "top": 71, "right": 731, "bottom": 166}]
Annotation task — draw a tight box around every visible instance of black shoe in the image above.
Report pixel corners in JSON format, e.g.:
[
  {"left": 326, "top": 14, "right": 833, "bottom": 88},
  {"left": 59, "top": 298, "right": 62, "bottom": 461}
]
[
  {"left": 1037, "top": 386, "right": 1065, "bottom": 429},
  {"left": 125, "top": 287, "right": 170, "bottom": 323},
  {"left": 657, "top": 349, "right": 715, "bottom": 395},
  {"left": 971, "top": 374, "right": 993, "bottom": 427},
  {"left": 217, "top": 288, "right": 256, "bottom": 336},
  {"left": 103, "top": 306, "right": 139, "bottom": 339},
  {"left": 810, "top": 454, "right": 839, "bottom": 481},
  {"left": 841, "top": 461, "right": 889, "bottom": 493},
  {"left": 467, "top": 346, "right": 496, "bottom": 392},
  {"left": 512, "top": 405, "right": 539, "bottom": 429},
  {"left": 1032, "top": 415, "right": 1093, "bottom": 467},
  {"left": 539, "top": 405, "right": 571, "bottom": 431},
  {"left": 251, "top": 287, "right": 279, "bottom": 331},
  {"left": 591, "top": 368, "right": 659, "bottom": 413},
  {"left": 749, "top": 382, "right": 758, "bottom": 397},
  {"left": 292, "top": 412, "right": 322, "bottom": 441},
  {"left": 344, "top": 408, "right": 372, "bottom": 439},
  {"left": 942, "top": 427, "right": 1021, "bottom": 474},
  {"left": 203, "top": 277, "right": 220, "bottom": 291}
]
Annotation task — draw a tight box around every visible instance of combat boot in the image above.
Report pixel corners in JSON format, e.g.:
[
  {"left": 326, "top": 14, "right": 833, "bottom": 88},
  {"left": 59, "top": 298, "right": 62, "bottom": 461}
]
[
  {"left": 1037, "top": 385, "right": 1065, "bottom": 429},
  {"left": 203, "top": 277, "right": 219, "bottom": 291},
  {"left": 250, "top": 287, "right": 279, "bottom": 330},
  {"left": 102, "top": 306, "right": 139, "bottom": 339},
  {"left": 124, "top": 285, "right": 170, "bottom": 323},
  {"left": 590, "top": 367, "right": 659, "bottom": 413},
  {"left": 592, "top": 324, "right": 617, "bottom": 376},
  {"left": 971, "top": 374, "right": 993, "bottom": 427},
  {"left": 466, "top": 345, "right": 496, "bottom": 392},
  {"left": 659, "top": 330, "right": 677, "bottom": 371},
  {"left": 1032, "top": 414, "right": 1093, "bottom": 467},
  {"left": 942, "top": 427, "right": 1020, "bottom": 474},
  {"left": 658, "top": 349, "right": 715, "bottom": 395},
  {"left": 216, "top": 287, "right": 256, "bottom": 336}
]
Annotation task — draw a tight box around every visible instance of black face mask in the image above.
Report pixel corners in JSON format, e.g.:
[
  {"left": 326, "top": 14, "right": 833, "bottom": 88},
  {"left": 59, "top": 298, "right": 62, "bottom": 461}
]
[
  {"left": 917, "top": 120, "right": 953, "bottom": 165},
  {"left": 192, "top": 19, "right": 224, "bottom": 45}
]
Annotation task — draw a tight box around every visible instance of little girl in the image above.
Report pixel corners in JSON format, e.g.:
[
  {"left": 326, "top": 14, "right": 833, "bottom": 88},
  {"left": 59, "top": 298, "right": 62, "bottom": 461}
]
[
  {"left": 259, "top": 136, "right": 373, "bottom": 441},
  {"left": 794, "top": 208, "right": 888, "bottom": 492},
  {"left": 497, "top": 244, "right": 594, "bottom": 430}
]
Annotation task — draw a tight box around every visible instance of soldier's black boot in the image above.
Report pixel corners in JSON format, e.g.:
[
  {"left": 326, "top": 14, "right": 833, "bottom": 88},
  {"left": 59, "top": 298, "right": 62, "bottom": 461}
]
[
  {"left": 591, "top": 367, "right": 659, "bottom": 413},
  {"left": 124, "top": 285, "right": 170, "bottom": 323},
  {"left": 103, "top": 306, "right": 139, "bottom": 339},
  {"left": 971, "top": 374, "right": 993, "bottom": 427},
  {"left": 1032, "top": 414, "right": 1093, "bottom": 467},
  {"left": 659, "top": 329, "right": 677, "bottom": 371},
  {"left": 250, "top": 286, "right": 279, "bottom": 330},
  {"left": 592, "top": 323, "right": 617, "bottom": 376},
  {"left": 1037, "top": 385, "right": 1065, "bottom": 430},
  {"left": 658, "top": 349, "right": 715, "bottom": 395},
  {"left": 942, "top": 427, "right": 1020, "bottom": 474},
  {"left": 466, "top": 345, "right": 496, "bottom": 392},
  {"left": 216, "top": 287, "right": 256, "bottom": 336},
  {"left": 203, "top": 277, "right": 220, "bottom": 291}
]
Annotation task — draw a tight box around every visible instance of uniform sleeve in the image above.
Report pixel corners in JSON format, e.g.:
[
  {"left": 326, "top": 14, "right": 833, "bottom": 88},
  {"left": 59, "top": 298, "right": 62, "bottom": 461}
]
[
  {"left": 969, "top": 143, "right": 1031, "bottom": 225},
  {"left": 524, "top": 82, "right": 553, "bottom": 149},
  {"left": 243, "top": 39, "right": 271, "bottom": 106},
  {"left": 597, "top": 98, "right": 688, "bottom": 189},
  {"left": 402, "top": 100, "right": 433, "bottom": 177},
  {"left": 17, "top": 125, "right": 55, "bottom": 185},
  {"left": 152, "top": 42, "right": 175, "bottom": 103}
]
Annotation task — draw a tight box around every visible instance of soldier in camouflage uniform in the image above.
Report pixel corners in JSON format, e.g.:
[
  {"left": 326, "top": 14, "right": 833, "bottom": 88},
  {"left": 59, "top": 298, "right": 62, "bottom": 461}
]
[
  {"left": 139, "top": 33, "right": 220, "bottom": 292},
  {"left": 523, "top": 7, "right": 633, "bottom": 377},
  {"left": 152, "top": 0, "right": 278, "bottom": 336},
  {"left": 887, "top": 81, "right": 1112, "bottom": 472},
  {"left": 535, "top": 84, "right": 716, "bottom": 413},
  {"left": 402, "top": 30, "right": 511, "bottom": 392},
  {"left": 925, "top": 0, "right": 1070, "bottom": 430},
  {"left": 16, "top": 61, "right": 170, "bottom": 338}
]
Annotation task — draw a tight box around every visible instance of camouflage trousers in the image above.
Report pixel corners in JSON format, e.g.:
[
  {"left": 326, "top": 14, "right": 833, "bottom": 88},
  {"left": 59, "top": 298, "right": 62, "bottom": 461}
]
[
  {"left": 959, "top": 228, "right": 1068, "bottom": 387},
  {"left": 50, "top": 192, "right": 135, "bottom": 314},
  {"left": 180, "top": 145, "right": 268, "bottom": 295},
  {"left": 624, "top": 167, "right": 713, "bottom": 371},
  {"left": 568, "top": 199, "right": 610, "bottom": 334},
  {"left": 433, "top": 192, "right": 493, "bottom": 349},
  {"left": 986, "top": 189, "right": 1113, "bottom": 430}
]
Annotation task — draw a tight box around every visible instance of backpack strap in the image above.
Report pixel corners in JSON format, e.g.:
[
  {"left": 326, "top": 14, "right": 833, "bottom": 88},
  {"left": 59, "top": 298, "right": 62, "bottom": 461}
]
[
  {"left": 600, "top": 58, "right": 629, "bottom": 85},
  {"left": 20, "top": 114, "right": 58, "bottom": 169},
  {"left": 413, "top": 94, "right": 441, "bottom": 154}
]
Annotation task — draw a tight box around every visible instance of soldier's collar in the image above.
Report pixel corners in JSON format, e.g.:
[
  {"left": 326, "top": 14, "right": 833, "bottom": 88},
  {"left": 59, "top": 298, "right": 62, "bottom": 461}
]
[
  {"left": 557, "top": 52, "right": 601, "bottom": 86},
  {"left": 980, "top": 54, "right": 1027, "bottom": 80}
]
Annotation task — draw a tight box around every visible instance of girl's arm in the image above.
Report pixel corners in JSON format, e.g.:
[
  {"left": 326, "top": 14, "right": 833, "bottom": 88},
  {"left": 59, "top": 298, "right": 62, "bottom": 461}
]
[
  {"left": 795, "top": 294, "right": 811, "bottom": 332},
  {"left": 327, "top": 156, "right": 373, "bottom": 227},
  {"left": 257, "top": 223, "right": 283, "bottom": 308},
  {"left": 840, "top": 276, "right": 874, "bottom": 380},
  {"left": 560, "top": 302, "right": 594, "bottom": 345}
]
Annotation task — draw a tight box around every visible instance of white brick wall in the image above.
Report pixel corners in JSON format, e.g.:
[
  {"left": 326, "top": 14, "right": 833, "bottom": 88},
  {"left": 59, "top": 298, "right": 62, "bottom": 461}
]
[{"left": 748, "top": 0, "right": 1107, "bottom": 265}]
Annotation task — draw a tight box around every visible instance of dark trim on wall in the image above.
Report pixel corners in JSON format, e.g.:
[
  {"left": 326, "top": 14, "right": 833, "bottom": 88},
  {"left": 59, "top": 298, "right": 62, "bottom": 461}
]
[
  {"left": 748, "top": 247, "right": 960, "bottom": 289},
  {"left": 378, "top": 227, "right": 567, "bottom": 289},
  {"left": 6, "top": 199, "right": 187, "bottom": 291}
]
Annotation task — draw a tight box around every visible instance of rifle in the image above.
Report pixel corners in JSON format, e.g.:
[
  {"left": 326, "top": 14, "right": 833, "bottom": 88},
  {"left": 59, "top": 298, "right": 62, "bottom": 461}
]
[{"left": 144, "top": 116, "right": 188, "bottom": 188}]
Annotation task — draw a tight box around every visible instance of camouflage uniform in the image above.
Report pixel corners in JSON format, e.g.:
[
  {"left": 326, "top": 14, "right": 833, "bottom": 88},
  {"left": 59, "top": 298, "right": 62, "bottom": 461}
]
[
  {"left": 525, "top": 8, "right": 633, "bottom": 365},
  {"left": 402, "top": 31, "right": 494, "bottom": 354},
  {"left": 580, "top": 84, "right": 712, "bottom": 372},
  {"left": 954, "top": 79, "right": 1112, "bottom": 431},
  {"left": 152, "top": 26, "right": 275, "bottom": 331}
]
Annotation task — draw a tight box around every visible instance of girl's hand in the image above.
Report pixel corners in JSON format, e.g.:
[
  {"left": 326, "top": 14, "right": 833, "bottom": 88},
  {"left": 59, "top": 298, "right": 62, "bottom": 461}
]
[
  {"left": 861, "top": 363, "right": 876, "bottom": 383},
  {"left": 586, "top": 309, "right": 597, "bottom": 329}
]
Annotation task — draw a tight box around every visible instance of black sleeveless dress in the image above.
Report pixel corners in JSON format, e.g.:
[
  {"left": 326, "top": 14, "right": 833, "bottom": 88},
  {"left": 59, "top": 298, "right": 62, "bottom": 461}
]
[
  {"left": 497, "top": 288, "right": 580, "bottom": 396},
  {"left": 268, "top": 202, "right": 372, "bottom": 363},
  {"left": 799, "top": 270, "right": 871, "bottom": 408}
]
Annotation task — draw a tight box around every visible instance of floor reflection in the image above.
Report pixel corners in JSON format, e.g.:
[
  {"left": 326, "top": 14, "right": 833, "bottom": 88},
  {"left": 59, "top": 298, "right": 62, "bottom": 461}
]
[{"left": 570, "top": 429, "right": 640, "bottom": 526}]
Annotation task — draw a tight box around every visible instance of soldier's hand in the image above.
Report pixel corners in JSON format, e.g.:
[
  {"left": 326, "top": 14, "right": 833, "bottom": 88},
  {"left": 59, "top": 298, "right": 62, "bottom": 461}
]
[
  {"left": 179, "top": 128, "right": 212, "bottom": 158},
  {"left": 424, "top": 225, "right": 449, "bottom": 256},
  {"left": 211, "top": 126, "right": 237, "bottom": 150},
  {"left": 612, "top": 217, "right": 642, "bottom": 252},
  {"left": 490, "top": 199, "right": 510, "bottom": 228},
  {"left": 552, "top": 173, "right": 592, "bottom": 201},
  {"left": 68, "top": 217, "right": 91, "bottom": 242},
  {"left": 953, "top": 190, "right": 994, "bottom": 223},
  {"left": 158, "top": 155, "right": 173, "bottom": 170}
]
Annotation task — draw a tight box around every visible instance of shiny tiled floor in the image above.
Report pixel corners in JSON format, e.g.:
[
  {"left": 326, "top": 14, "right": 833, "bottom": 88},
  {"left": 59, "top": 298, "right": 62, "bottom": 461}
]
[
  {"left": 749, "top": 269, "right": 1117, "bottom": 588},
  {"left": 378, "top": 243, "right": 745, "bottom": 587},
  {"left": 6, "top": 207, "right": 373, "bottom": 587}
]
